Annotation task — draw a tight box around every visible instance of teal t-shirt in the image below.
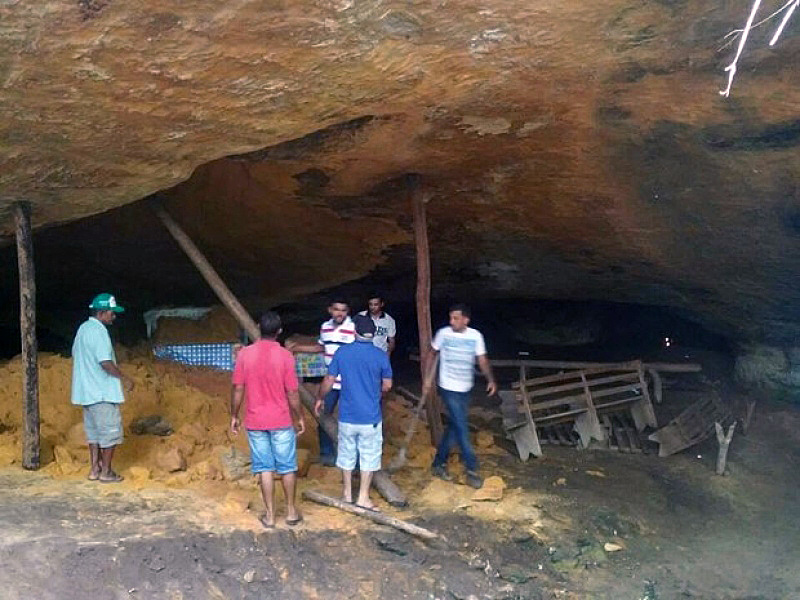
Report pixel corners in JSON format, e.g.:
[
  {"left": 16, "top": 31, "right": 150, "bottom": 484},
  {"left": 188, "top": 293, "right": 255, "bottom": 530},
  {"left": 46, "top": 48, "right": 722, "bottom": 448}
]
[{"left": 70, "top": 317, "right": 124, "bottom": 406}]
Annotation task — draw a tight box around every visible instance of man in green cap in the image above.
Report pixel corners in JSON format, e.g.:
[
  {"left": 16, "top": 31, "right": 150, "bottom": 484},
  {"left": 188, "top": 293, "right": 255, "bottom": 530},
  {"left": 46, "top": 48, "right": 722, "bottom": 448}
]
[{"left": 71, "top": 293, "right": 134, "bottom": 483}]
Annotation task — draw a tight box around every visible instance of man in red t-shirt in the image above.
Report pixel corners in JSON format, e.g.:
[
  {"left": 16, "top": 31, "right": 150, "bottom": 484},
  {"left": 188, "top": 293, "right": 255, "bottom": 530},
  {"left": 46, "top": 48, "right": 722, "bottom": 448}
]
[{"left": 231, "top": 311, "right": 305, "bottom": 528}]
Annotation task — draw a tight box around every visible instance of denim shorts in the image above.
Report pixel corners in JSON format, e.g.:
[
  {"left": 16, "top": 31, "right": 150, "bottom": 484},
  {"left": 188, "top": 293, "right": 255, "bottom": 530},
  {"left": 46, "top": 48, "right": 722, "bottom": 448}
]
[
  {"left": 247, "top": 427, "right": 297, "bottom": 475},
  {"left": 82, "top": 402, "right": 123, "bottom": 449},
  {"left": 337, "top": 421, "right": 383, "bottom": 472}
]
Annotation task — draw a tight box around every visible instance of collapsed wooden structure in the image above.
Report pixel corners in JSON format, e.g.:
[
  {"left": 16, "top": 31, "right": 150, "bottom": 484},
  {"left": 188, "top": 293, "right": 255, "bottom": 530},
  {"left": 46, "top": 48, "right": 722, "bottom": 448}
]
[{"left": 500, "top": 360, "right": 660, "bottom": 459}]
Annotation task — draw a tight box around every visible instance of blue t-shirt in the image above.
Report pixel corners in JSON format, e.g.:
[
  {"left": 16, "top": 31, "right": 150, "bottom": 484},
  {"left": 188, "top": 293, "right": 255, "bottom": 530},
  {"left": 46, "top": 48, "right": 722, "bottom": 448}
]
[{"left": 328, "top": 340, "right": 392, "bottom": 425}]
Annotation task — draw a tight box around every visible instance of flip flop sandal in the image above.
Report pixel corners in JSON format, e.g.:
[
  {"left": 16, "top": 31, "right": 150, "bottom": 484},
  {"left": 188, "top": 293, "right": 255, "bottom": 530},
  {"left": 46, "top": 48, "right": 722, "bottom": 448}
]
[
  {"left": 87, "top": 472, "right": 100, "bottom": 481},
  {"left": 99, "top": 472, "right": 124, "bottom": 484},
  {"left": 355, "top": 504, "right": 381, "bottom": 513},
  {"left": 259, "top": 515, "right": 275, "bottom": 529},
  {"left": 286, "top": 515, "right": 304, "bottom": 526}
]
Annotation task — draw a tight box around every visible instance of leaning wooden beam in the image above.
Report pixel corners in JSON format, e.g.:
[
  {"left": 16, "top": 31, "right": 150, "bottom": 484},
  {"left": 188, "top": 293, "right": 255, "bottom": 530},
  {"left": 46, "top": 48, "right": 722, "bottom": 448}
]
[
  {"left": 298, "top": 384, "right": 408, "bottom": 507},
  {"left": 14, "top": 202, "right": 40, "bottom": 470},
  {"left": 714, "top": 421, "right": 736, "bottom": 475},
  {"left": 303, "top": 490, "right": 440, "bottom": 541},
  {"left": 411, "top": 177, "right": 443, "bottom": 446},
  {"left": 152, "top": 202, "right": 260, "bottom": 342}
]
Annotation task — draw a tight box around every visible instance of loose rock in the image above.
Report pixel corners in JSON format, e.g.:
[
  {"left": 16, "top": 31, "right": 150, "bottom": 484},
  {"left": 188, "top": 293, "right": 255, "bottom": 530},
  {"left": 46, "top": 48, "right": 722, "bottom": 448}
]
[
  {"left": 472, "top": 475, "right": 506, "bottom": 501},
  {"left": 130, "top": 415, "right": 173, "bottom": 436},
  {"left": 156, "top": 447, "right": 186, "bottom": 472}
]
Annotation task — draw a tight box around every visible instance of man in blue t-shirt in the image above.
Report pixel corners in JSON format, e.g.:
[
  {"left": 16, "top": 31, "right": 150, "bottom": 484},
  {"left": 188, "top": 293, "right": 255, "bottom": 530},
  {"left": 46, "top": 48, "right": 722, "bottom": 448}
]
[{"left": 316, "top": 314, "right": 392, "bottom": 511}]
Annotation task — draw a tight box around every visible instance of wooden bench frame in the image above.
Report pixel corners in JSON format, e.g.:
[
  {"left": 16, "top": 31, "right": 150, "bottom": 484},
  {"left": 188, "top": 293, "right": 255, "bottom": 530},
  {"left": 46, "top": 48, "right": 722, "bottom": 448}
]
[{"left": 502, "top": 361, "right": 658, "bottom": 460}]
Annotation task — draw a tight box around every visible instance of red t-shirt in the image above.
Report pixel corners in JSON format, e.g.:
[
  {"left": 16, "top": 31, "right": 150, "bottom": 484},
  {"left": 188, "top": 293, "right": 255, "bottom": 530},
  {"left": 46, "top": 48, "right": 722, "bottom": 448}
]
[{"left": 232, "top": 339, "right": 299, "bottom": 430}]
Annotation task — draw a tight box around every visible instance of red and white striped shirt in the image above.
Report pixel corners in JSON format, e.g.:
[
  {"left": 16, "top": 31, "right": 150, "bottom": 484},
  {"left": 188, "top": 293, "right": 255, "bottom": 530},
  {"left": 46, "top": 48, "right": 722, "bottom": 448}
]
[{"left": 318, "top": 316, "right": 355, "bottom": 389}]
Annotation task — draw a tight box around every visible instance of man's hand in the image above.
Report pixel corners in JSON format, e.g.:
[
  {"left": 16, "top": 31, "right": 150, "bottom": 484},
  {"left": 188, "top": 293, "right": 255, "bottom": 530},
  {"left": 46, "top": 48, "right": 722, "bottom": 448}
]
[
  {"left": 314, "top": 398, "right": 323, "bottom": 416},
  {"left": 230, "top": 415, "right": 240, "bottom": 435},
  {"left": 284, "top": 340, "right": 296, "bottom": 352},
  {"left": 295, "top": 417, "right": 306, "bottom": 435},
  {"left": 123, "top": 376, "right": 135, "bottom": 393},
  {"left": 486, "top": 380, "right": 498, "bottom": 396}
]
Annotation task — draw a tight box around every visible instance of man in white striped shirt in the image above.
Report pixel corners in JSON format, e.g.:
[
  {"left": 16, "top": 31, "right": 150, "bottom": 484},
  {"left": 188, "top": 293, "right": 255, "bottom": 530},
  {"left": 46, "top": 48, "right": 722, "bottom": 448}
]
[
  {"left": 358, "top": 294, "right": 396, "bottom": 356},
  {"left": 286, "top": 299, "right": 355, "bottom": 466}
]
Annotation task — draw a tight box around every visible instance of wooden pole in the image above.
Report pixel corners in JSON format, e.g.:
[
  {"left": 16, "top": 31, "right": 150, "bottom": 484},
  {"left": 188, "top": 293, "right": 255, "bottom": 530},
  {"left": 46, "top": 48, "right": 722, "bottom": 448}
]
[
  {"left": 714, "top": 421, "right": 736, "bottom": 475},
  {"left": 299, "top": 384, "right": 407, "bottom": 507},
  {"left": 14, "top": 202, "right": 40, "bottom": 470},
  {"left": 411, "top": 177, "right": 443, "bottom": 446},
  {"left": 303, "top": 490, "right": 441, "bottom": 541},
  {"left": 152, "top": 202, "right": 260, "bottom": 342}
]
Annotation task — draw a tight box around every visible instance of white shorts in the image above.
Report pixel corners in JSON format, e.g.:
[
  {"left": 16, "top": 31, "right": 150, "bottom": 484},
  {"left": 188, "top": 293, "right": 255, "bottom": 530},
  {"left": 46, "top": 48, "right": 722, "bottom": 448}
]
[{"left": 336, "top": 421, "right": 383, "bottom": 472}]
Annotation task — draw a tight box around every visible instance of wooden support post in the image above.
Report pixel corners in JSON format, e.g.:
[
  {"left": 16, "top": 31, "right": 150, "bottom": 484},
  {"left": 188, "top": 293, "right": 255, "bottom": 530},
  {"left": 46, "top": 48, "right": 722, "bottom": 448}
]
[
  {"left": 152, "top": 202, "right": 260, "bottom": 342},
  {"left": 648, "top": 368, "right": 663, "bottom": 404},
  {"left": 714, "top": 421, "right": 736, "bottom": 476},
  {"left": 517, "top": 366, "right": 542, "bottom": 458},
  {"left": 632, "top": 363, "right": 658, "bottom": 430},
  {"left": 576, "top": 371, "right": 605, "bottom": 446},
  {"left": 742, "top": 399, "right": 756, "bottom": 434},
  {"left": 299, "top": 384, "right": 407, "bottom": 507},
  {"left": 14, "top": 202, "right": 40, "bottom": 470},
  {"left": 410, "top": 177, "right": 442, "bottom": 446},
  {"left": 303, "top": 490, "right": 440, "bottom": 541}
]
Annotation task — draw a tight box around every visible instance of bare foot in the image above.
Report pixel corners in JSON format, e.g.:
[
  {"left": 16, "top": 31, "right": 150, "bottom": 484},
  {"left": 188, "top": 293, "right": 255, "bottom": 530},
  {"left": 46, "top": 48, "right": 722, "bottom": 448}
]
[
  {"left": 87, "top": 469, "right": 100, "bottom": 481},
  {"left": 259, "top": 513, "right": 275, "bottom": 529},
  {"left": 355, "top": 501, "right": 380, "bottom": 512},
  {"left": 342, "top": 494, "right": 353, "bottom": 504},
  {"left": 286, "top": 510, "right": 303, "bottom": 526},
  {"left": 98, "top": 470, "right": 124, "bottom": 483}
]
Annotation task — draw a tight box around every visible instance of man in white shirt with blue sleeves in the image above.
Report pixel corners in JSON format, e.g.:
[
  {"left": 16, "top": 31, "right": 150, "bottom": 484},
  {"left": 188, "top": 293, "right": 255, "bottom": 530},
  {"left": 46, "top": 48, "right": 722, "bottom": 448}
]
[
  {"left": 71, "top": 293, "right": 134, "bottom": 483},
  {"left": 430, "top": 303, "right": 496, "bottom": 489}
]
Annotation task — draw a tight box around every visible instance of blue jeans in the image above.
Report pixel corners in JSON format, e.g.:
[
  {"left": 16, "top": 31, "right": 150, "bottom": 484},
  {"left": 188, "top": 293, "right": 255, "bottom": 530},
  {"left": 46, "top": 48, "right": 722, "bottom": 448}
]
[
  {"left": 433, "top": 388, "right": 478, "bottom": 472},
  {"left": 247, "top": 427, "right": 297, "bottom": 475},
  {"left": 318, "top": 388, "right": 340, "bottom": 459}
]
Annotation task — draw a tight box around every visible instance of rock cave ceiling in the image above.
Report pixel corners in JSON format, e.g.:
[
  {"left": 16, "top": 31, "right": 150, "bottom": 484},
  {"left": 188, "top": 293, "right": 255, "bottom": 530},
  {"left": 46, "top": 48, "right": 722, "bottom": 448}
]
[{"left": 0, "top": 1, "right": 799, "bottom": 344}]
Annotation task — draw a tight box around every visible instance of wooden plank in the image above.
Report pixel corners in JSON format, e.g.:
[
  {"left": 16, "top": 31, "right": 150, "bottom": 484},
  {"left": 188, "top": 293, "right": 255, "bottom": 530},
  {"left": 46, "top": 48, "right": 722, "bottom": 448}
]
[
  {"left": 648, "top": 368, "right": 663, "bottom": 404},
  {"left": 153, "top": 203, "right": 260, "bottom": 342},
  {"left": 517, "top": 366, "right": 542, "bottom": 458},
  {"left": 580, "top": 371, "right": 605, "bottom": 442},
  {"left": 534, "top": 407, "right": 589, "bottom": 422},
  {"left": 511, "top": 423, "right": 540, "bottom": 460},
  {"left": 413, "top": 355, "right": 701, "bottom": 373},
  {"left": 553, "top": 424, "right": 571, "bottom": 445},
  {"left": 14, "top": 202, "right": 40, "bottom": 470},
  {"left": 411, "top": 177, "right": 442, "bottom": 446},
  {"left": 303, "top": 490, "right": 441, "bottom": 541},
  {"left": 529, "top": 395, "right": 586, "bottom": 413},
  {"left": 588, "top": 382, "right": 644, "bottom": 401},
  {"left": 525, "top": 371, "right": 639, "bottom": 398},
  {"left": 630, "top": 363, "right": 658, "bottom": 430},
  {"left": 611, "top": 414, "right": 631, "bottom": 453}
]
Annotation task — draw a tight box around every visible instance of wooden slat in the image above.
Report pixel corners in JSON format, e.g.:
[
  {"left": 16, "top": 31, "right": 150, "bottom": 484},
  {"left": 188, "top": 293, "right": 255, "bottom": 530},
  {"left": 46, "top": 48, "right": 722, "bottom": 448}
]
[
  {"left": 534, "top": 407, "right": 589, "bottom": 422},
  {"left": 589, "top": 383, "right": 644, "bottom": 401},
  {"left": 592, "top": 396, "right": 642, "bottom": 411},
  {"left": 411, "top": 355, "right": 701, "bottom": 373},
  {"left": 527, "top": 371, "right": 639, "bottom": 398},
  {"left": 529, "top": 395, "right": 585, "bottom": 413},
  {"left": 513, "top": 363, "right": 642, "bottom": 389}
]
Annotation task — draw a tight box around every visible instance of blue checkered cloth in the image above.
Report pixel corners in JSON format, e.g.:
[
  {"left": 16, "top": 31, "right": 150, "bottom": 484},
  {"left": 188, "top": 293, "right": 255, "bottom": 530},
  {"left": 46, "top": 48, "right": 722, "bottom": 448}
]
[
  {"left": 153, "top": 343, "right": 235, "bottom": 371},
  {"left": 153, "top": 343, "right": 328, "bottom": 378}
]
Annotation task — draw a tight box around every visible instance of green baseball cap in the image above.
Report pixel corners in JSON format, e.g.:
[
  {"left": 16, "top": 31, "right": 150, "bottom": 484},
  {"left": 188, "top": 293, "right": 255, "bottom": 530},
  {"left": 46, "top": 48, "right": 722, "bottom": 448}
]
[{"left": 89, "top": 293, "right": 125, "bottom": 313}]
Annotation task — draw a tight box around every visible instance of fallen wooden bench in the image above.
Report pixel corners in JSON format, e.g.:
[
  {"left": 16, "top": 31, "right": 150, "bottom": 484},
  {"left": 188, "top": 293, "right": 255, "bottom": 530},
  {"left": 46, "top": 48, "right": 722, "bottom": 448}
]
[{"left": 501, "top": 361, "right": 658, "bottom": 460}]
